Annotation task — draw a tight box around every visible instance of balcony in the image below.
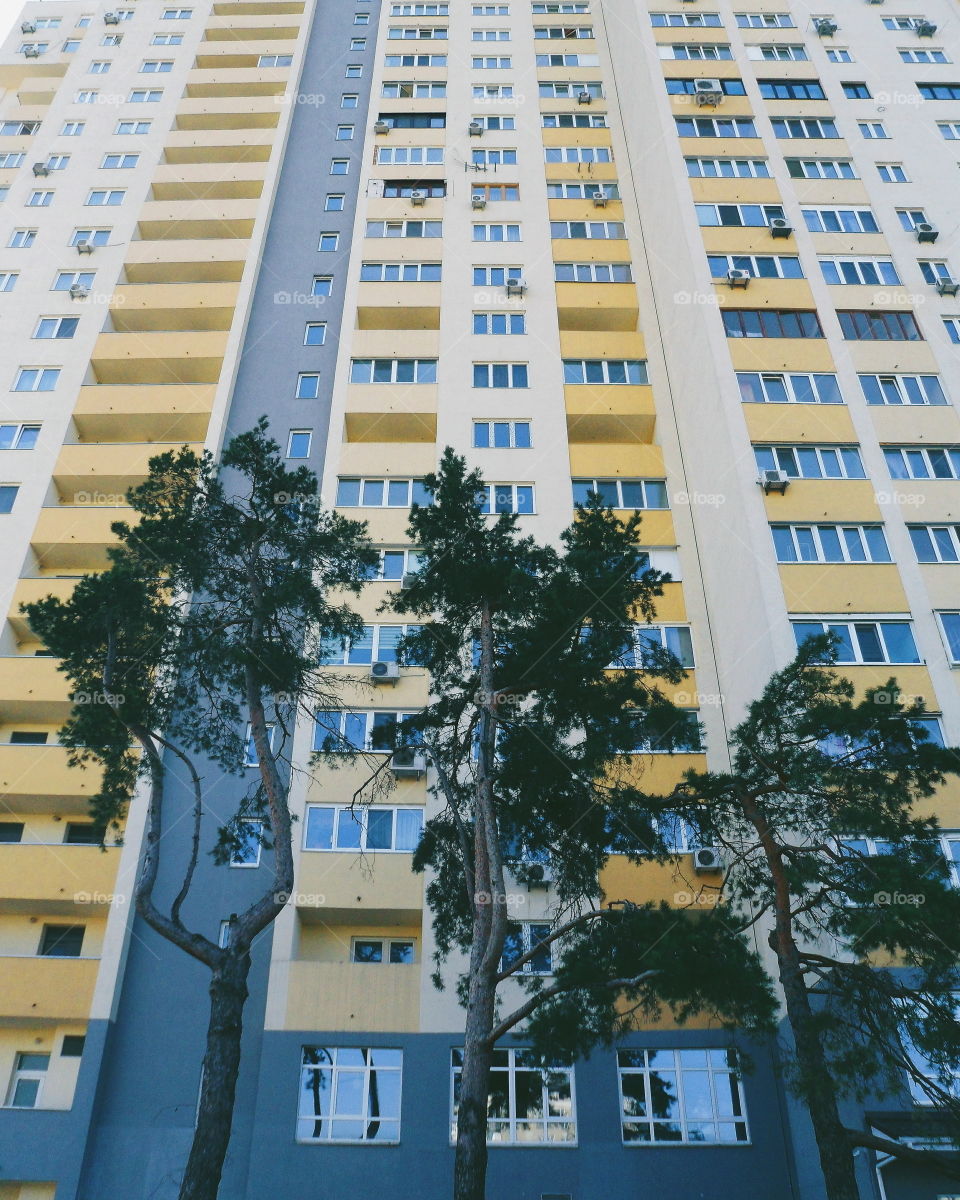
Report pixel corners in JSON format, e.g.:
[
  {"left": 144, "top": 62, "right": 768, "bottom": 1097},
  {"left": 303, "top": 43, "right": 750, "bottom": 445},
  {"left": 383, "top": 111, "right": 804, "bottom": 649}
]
[
  {"left": 124, "top": 238, "right": 246, "bottom": 284},
  {"left": 565, "top": 385, "right": 656, "bottom": 444},
  {"left": 53, "top": 442, "right": 203, "bottom": 500},
  {"left": 163, "top": 129, "right": 275, "bottom": 164},
  {"left": 109, "top": 283, "right": 239, "bottom": 332},
  {"left": 284, "top": 960, "right": 420, "bottom": 1032},
  {"left": 185, "top": 66, "right": 291, "bottom": 98},
  {"left": 136, "top": 198, "right": 258, "bottom": 241},
  {"left": 0, "top": 956, "right": 99, "bottom": 1021},
  {"left": 91, "top": 331, "right": 229, "bottom": 385},
  {"left": 295, "top": 851, "right": 423, "bottom": 923},
  {"left": 202, "top": 16, "right": 300, "bottom": 38},
  {"left": 0, "top": 844, "right": 121, "bottom": 915},
  {"left": 174, "top": 96, "right": 281, "bottom": 131},
  {"left": 0, "top": 742, "right": 100, "bottom": 812},
  {"left": 72, "top": 384, "right": 216, "bottom": 443},
  {"left": 213, "top": 0, "right": 305, "bottom": 12},
  {"left": 31, "top": 506, "right": 133, "bottom": 571},
  {"left": 0, "top": 657, "right": 70, "bottom": 724},
  {"left": 151, "top": 161, "right": 267, "bottom": 201},
  {"left": 356, "top": 282, "right": 441, "bottom": 331},
  {"left": 778, "top": 565, "right": 908, "bottom": 614},
  {"left": 555, "top": 281, "right": 638, "bottom": 331}
]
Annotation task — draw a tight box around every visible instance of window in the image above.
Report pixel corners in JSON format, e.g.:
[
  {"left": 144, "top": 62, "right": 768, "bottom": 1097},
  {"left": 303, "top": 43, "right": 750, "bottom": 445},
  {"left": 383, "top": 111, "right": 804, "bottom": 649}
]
[
  {"left": 755, "top": 444, "right": 864, "bottom": 479},
  {"left": 842, "top": 82, "right": 871, "bottom": 99},
  {"left": 350, "top": 38, "right": 367, "bottom": 51},
  {"left": 0, "top": 485, "right": 19, "bottom": 514},
  {"left": 88, "top": 61, "right": 111, "bottom": 74},
  {"left": 918, "top": 83, "right": 960, "bottom": 100},
  {"left": 859, "top": 122, "right": 888, "bottom": 139},
  {"left": 708, "top": 254, "right": 802, "bottom": 280},
  {"left": 551, "top": 220, "right": 625, "bottom": 240},
  {"left": 472, "top": 148, "right": 518, "bottom": 169},
  {"left": 786, "top": 157, "right": 856, "bottom": 180},
  {"left": 116, "top": 120, "right": 150, "bottom": 135},
  {"left": 676, "top": 115, "right": 759, "bottom": 138},
  {"left": 304, "top": 324, "right": 326, "bottom": 346},
  {"left": 723, "top": 310, "right": 824, "bottom": 339},
  {"left": 387, "top": 24, "right": 446, "bottom": 37},
  {"left": 610, "top": 625, "right": 695, "bottom": 670},
  {"left": 385, "top": 53, "right": 447, "bottom": 66},
  {"left": 0, "top": 120, "right": 40, "bottom": 134},
  {"left": 473, "top": 265, "right": 524, "bottom": 286},
  {"left": 819, "top": 257, "right": 900, "bottom": 286},
  {"left": 802, "top": 207, "right": 878, "bottom": 234},
  {"left": 129, "top": 90, "right": 162, "bottom": 102},
  {"left": 0, "top": 273, "right": 17, "bottom": 292},
  {"left": 5, "top": 1054, "right": 49, "bottom": 1109},
  {"left": 772, "top": 118, "right": 839, "bottom": 139},
  {"left": 34, "top": 317, "right": 79, "bottom": 340},
  {"left": 877, "top": 163, "right": 908, "bottom": 183},
  {"left": 883, "top": 16, "right": 924, "bottom": 30},
  {"left": 735, "top": 11, "right": 794, "bottom": 27},
  {"left": 243, "top": 723, "right": 275, "bottom": 767},
  {"left": 296, "top": 374, "right": 319, "bottom": 400},
  {"left": 477, "top": 483, "right": 534, "bottom": 513},
  {"left": 61, "top": 122, "right": 85, "bottom": 137},
  {"left": 772, "top": 524, "right": 891, "bottom": 563},
  {"left": 473, "top": 56, "right": 513, "bottom": 68},
  {"left": 320, "top": 623, "right": 422, "bottom": 666},
  {"left": 451, "top": 1049, "right": 575, "bottom": 1144},
  {"left": 919, "top": 260, "right": 954, "bottom": 285},
  {"left": 535, "top": 52, "right": 600, "bottom": 66},
  {"left": 298, "top": 1048, "right": 401, "bottom": 1144},
  {"left": 936, "top": 612, "right": 960, "bottom": 664},
  {"left": 792, "top": 620, "right": 921, "bottom": 664},
  {"left": 542, "top": 113, "right": 606, "bottom": 129},
  {"left": 0, "top": 153, "right": 25, "bottom": 168},
  {"left": 475, "top": 3, "right": 511, "bottom": 12},
  {"left": 367, "top": 548, "right": 422, "bottom": 581},
  {"left": 258, "top": 53, "right": 292, "bottom": 66},
  {"left": 937, "top": 123, "right": 960, "bottom": 139},
  {"left": 140, "top": 59, "right": 173, "bottom": 73},
  {"left": 152, "top": 33, "right": 183, "bottom": 45},
  {"left": 86, "top": 189, "right": 125, "bottom": 206},
  {"left": 360, "top": 261, "right": 441, "bottom": 282},
  {"left": 572, "top": 478, "right": 669, "bottom": 509},
  {"left": 749, "top": 42, "right": 807, "bottom": 60},
  {"left": 101, "top": 153, "right": 138, "bottom": 169},
  {"left": 230, "top": 821, "right": 262, "bottom": 867},
  {"left": 350, "top": 359, "right": 437, "bottom": 384},
  {"left": 686, "top": 157, "right": 770, "bottom": 178},
  {"left": 563, "top": 359, "right": 647, "bottom": 384},
  {"left": 345, "top": 63, "right": 364, "bottom": 77},
  {"left": 336, "top": 478, "right": 431, "bottom": 508},
  {"left": 554, "top": 261, "right": 633, "bottom": 283},
  {"left": 501, "top": 922, "right": 552, "bottom": 974},
  {"left": 533, "top": 25, "right": 594, "bottom": 38},
  {"left": 539, "top": 80, "right": 602, "bottom": 98},
  {"left": 63, "top": 823, "right": 102, "bottom": 845},
  {"left": 473, "top": 313, "right": 525, "bottom": 335},
  {"left": 0, "top": 822, "right": 24, "bottom": 842},
  {"left": 318, "top": 232, "right": 339, "bottom": 252},
  {"left": 13, "top": 368, "right": 60, "bottom": 392},
  {"left": 826, "top": 47, "right": 853, "bottom": 61},
  {"left": 473, "top": 363, "right": 528, "bottom": 388},
  {"left": 650, "top": 12, "right": 724, "bottom": 27},
  {"left": 352, "top": 938, "right": 416, "bottom": 964},
  {"left": 101, "top": 32, "right": 123, "bottom": 45},
  {"left": 901, "top": 47, "right": 949, "bottom": 62},
  {"left": 544, "top": 145, "right": 611, "bottom": 164},
  {"left": 392, "top": 2, "right": 448, "bottom": 12},
  {"left": 304, "top": 805, "right": 423, "bottom": 851},
  {"left": 383, "top": 81, "right": 448, "bottom": 98},
  {"left": 336, "top": 125, "right": 355, "bottom": 141},
  {"left": 330, "top": 159, "right": 350, "bottom": 175},
  {"left": 663, "top": 42, "right": 734, "bottom": 60},
  {"left": 617, "top": 1049, "right": 748, "bottom": 1144},
  {"left": 45, "top": 155, "right": 70, "bottom": 171},
  {"left": 374, "top": 146, "right": 444, "bottom": 166},
  {"left": 533, "top": 2, "right": 590, "bottom": 10},
  {"left": 473, "top": 28, "right": 511, "bottom": 40},
  {"left": 313, "top": 710, "right": 420, "bottom": 752},
  {"left": 39, "top": 924, "right": 85, "bottom": 957},
  {"left": 312, "top": 276, "right": 333, "bottom": 297},
  {"left": 547, "top": 182, "right": 619, "bottom": 200},
  {"left": 898, "top": 209, "right": 931, "bottom": 233},
  {"left": 758, "top": 78, "right": 825, "bottom": 99},
  {"left": 325, "top": 194, "right": 345, "bottom": 212},
  {"left": 696, "top": 203, "right": 784, "bottom": 228},
  {"left": 909, "top": 524, "right": 960, "bottom": 562},
  {"left": 162, "top": 7, "right": 193, "bottom": 16},
  {"left": 473, "top": 419, "right": 531, "bottom": 447},
  {"left": 885, "top": 446, "right": 960, "bottom": 480},
  {"left": 859, "top": 374, "right": 946, "bottom": 406},
  {"left": 287, "top": 430, "right": 312, "bottom": 458},
  {"left": 9, "top": 731, "right": 48, "bottom": 745},
  {"left": 838, "top": 311, "right": 923, "bottom": 341},
  {"left": 26, "top": 191, "right": 54, "bottom": 207},
  {"left": 472, "top": 114, "right": 516, "bottom": 130},
  {"left": 473, "top": 223, "right": 521, "bottom": 242}
]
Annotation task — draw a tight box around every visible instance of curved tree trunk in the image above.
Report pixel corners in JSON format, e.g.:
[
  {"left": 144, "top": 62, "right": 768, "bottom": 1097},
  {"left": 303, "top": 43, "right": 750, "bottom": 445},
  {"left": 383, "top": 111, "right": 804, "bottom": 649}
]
[
  {"left": 178, "top": 950, "right": 251, "bottom": 1200},
  {"left": 454, "top": 963, "right": 497, "bottom": 1200}
]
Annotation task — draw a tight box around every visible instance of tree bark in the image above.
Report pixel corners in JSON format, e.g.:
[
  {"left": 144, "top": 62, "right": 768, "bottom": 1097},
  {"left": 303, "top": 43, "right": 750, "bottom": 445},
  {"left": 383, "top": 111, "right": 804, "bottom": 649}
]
[
  {"left": 454, "top": 955, "right": 497, "bottom": 1200},
  {"left": 178, "top": 950, "right": 251, "bottom": 1200}
]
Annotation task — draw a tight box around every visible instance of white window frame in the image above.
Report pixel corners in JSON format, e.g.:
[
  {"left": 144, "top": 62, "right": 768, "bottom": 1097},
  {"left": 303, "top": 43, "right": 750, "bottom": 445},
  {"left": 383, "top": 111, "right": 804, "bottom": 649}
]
[
  {"left": 304, "top": 804, "right": 424, "bottom": 852},
  {"left": 229, "top": 820, "right": 262, "bottom": 868},
  {"left": 351, "top": 936, "right": 417, "bottom": 964},
  {"left": 617, "top": 1049, "right": 749, "bottom": 1145},
  {"left": 451, "top": 1049, "right": 577, "bottom": 1145},
  {"left": 297, "top": 1048, "right": 403, "bottom": 1144},
  {"left": 791, "top": 618, "right": 921, "bottom": 665},
  {"left": 4, "top": 1053, "right": 49, "bottom": 1109},
  {"left": 771, "top": 523, "right": 891, "bottom": 564}
]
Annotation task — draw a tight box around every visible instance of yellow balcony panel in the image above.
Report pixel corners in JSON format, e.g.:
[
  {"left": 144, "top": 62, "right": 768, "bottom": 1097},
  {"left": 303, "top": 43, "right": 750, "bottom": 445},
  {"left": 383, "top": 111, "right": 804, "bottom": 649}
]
[
  {"left": 559, "top": 331, "right": 645, "bottom": 359},
  {"left": 827, "top": 284, "right": 918, "bottom": 312},
  {"left": 175, "top": 100, "right": 281, "bottom": 131},
  {"left": 213, "top": 1, "right": 305, "bottom": 13},
  {"left": 766, "top": 99, "right": 835, "bottom": 119},
  {"left": 919, "top": 565, "right": 960, "bottom": 613},
  {"left": 718, "top": 279, "right": 816, "bottom": 310},
  {"left": 53, "top": 442, "right": 203, "bottom": 503},
  {"left": 136, "top": 198, "right": 257, "bottom": 241},
  {"left": 0, "top": 61, "right": 67, "bottom": 88},
  {"left": 0, "top": 657, "right": 70, "bottom": 724},
  {"left": 124, "top": 239, "right": 245, "bottom": 284},
  {"left": 31, "top": 507, "right": 131, "bottom": 571},
  {"left": 0, "top": 956, "right": 98, "bottom": 1021},
  {"left": 867, "top": 405, "right": 960, "bottom": 447},
  {"left": 841, "top": 342, "right": 939, "bottom": 376},
  {"left": 569, "top": 442, "right": 665, "bottom": 478},
  {"left": 9, "top": 578, "right": 79, "bottom": 639},
  {"left": 344, "top": 386, "right": 439, "bottom": 430},
  {"left": 336, "top": 442, "right": 436, "bottom": 480},
  {"left": 761, "top": 479, "right": 881, "bottom": 523},
  {"left": 601, "top": 857, "right": 703, "bottom": 908},
  {"left": 807, "top": 233, "right": 890, "bottom": 256},
  {"left": 742, "top": 403, "right": 858, "bottom": 444},
  {"left": 727, "top": 340, "right": 836, "bottom": 373},
  {"left": 110, "top": 283, "right": 239, "bottom": 332},
  {"left": 552, "top": 238, "right": 631, "bottom": 264},
  {"left": 780, "top": 564, "right": 908, "bottom": 614},
  {"left": 555, "top": 282, "right": 638, "bottom": 332},
  {"left": 541, "top": 128, "right": 612, "bottom": 149},
  {"left": 823, "top": 665, "right": 935, "bottom": 706},
  {"left": 660, "top": 61, "right": 749, "bottom": 79},
  {"left": 678, "top": 137, "right": 766, "bottom": 160},
  {"left": 151, "top": 165, "right": 266, "bottom": 202},
  {"left": 785, "top": 180, "right": 870, "bottom": 206},
  {"left": 547, "top": 198, "right": 624, "bottom": 221},
  {"left": 17, "top": 78, "right": 58, "bottom": 105},
  {"left": 344, "top": 412, "right": 437, "bottom": 444},
  {"left": 356, "top": 283, "right": 441, "bottom": 330},
  {"left": 543, "top": 162, "right": 618, "bottom": 183},
  {"left": 565, "top": 387, "right": 656, "bottom": 445},
  {"left": 284, "top": 960, "right": 419, "bottom": 1033},
  {"left": 91, "top": 330, "right": 228, "bottom": 385},
  {"left": 202, "top": 17, "right": 301, "bottom": 39},
  {"left": 185, "top": 68, "right": 291, "bottom": 97},
  {"left": 72, "top": 385, "right": 215, "bottom": 443},
  {"left": 669, "top": 96, "right": 754, "bottom": 119},
  {"left": 295, "top": 850, "right": 423, "bottom": 920},
  {"left": 687, "top": 178, "right": 786, "bottom": 205},
  {"left": 350, "top": 330, "right": 439, "bottom": 358},
  {"left": 163, "top": 130, "right": 274, "bottom": 164},
  {"left": 0, "top": 743, "right": 100, "bottom": 811},
  {"left": 700, "top": 227, "right": 800, "bottom": 255},
  {"left": 0, "top": 845, "right": 121, "bottom": 915}
]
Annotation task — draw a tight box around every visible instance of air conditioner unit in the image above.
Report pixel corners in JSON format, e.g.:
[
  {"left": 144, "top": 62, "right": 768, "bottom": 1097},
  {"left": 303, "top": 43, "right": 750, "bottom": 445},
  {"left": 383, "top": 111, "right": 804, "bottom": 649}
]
[
  {"left": 866, "top": 0, "right": 884, "bottom": 5},
  {"left": 104, "top": 10, "right": 120, "bottom": 22},
  {"left": 76, "top": 241, "right": 94, "bottom": 254},
  {"left": 916, "top": 222, "right": 939, "bottom": 243},
  {"left": 915, "top": 18, "right": 937, "bottom": 35},
  {"left": 21, "top": 20, "right": 36, "bottom": 33},
  {"left": 936, "top": 277, "right": 959, "bottom": 296},
  {"left": 468, "top": 120, "right": 483, "bottom": 136},
  {"left": 400, "top": 572, "right": 418, "bottom": 590},
  {"left": 69, "top": 283, "right": 90, "bottom": 300},
  {"left": 505, "top": 276, "right": 526, "bottom": 296},
  {"left": 410, "top": 189, "right": 426, "bottom": 206},
  {"left": 525, "top": 862, "right": 553, "bottom": 888},
  {"left": 770, "top": 217, "right": 793, "bottom": 238},
  {"left": 471, "top": 193, "right": 487, "bottom": 209},
  {"left": 727, "top": 268, "right": 750, "bottom": 287},
  {"left": 32, "top": 162, "right": 49, "bottom": 177},
  {"left": 373, "top": 120, "right": 390, "bottom": 134},
  {"left": 370, "top": 660, "right": 400, "bottom": 684},
  {"left": 576, "top": 90, "right": 592, "bottom": 104},
  {"left": 592, "top": 186, "right": 609, "bottom": 207},
  {"left": 694, "top": 78, "right": 723, "bottom": 105},
  {"left": 761, "top": 468, "right": 790, "bottom": 494},
  {"left": 23, "top": 45, "right": 41, "bottom": 57},
  {"left": 813, "top": 17, "right": 838, "bottom": 35},
  {"left": 693, "top": 846, "right": 723, "bottom": 872},
  {"left": 390, "top": 747, "right": 427, "bottom": 778}
]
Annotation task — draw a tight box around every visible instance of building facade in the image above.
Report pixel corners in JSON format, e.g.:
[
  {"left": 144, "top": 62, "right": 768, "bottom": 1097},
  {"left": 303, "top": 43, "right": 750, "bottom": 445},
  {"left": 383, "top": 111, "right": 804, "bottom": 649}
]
[{"left": 0, "top": 0, "right": 959, "bottom": 1197}]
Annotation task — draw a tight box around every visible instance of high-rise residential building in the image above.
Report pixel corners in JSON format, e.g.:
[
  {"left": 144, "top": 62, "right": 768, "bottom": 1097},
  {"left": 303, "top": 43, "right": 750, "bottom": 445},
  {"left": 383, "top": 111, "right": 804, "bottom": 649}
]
[{"left": 1, "top": 0, "right": 959, "bottom": 1196}]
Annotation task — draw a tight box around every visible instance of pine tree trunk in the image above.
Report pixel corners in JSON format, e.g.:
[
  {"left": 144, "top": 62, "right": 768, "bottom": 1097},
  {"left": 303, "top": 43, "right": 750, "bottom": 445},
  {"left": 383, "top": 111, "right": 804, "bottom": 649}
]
[
  {"left": 178, "top": 950, "right": 251, "bottom": 1200},
  {"left": 454, "top": 965, "right": 497, "bottom": 1200}
]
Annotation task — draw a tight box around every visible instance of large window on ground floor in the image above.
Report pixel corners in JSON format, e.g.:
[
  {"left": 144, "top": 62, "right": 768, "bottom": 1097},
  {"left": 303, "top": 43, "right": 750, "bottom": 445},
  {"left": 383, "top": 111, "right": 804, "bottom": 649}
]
[
  {"left": 451, "top": 1048, "right": 576, "bottom": 1144},
  {"left": 617, "top": 1048, "right": 748, "bottom": 1144},
  {"left": 298, "top": 1047, "right": 402, "bottom": 1143}
]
